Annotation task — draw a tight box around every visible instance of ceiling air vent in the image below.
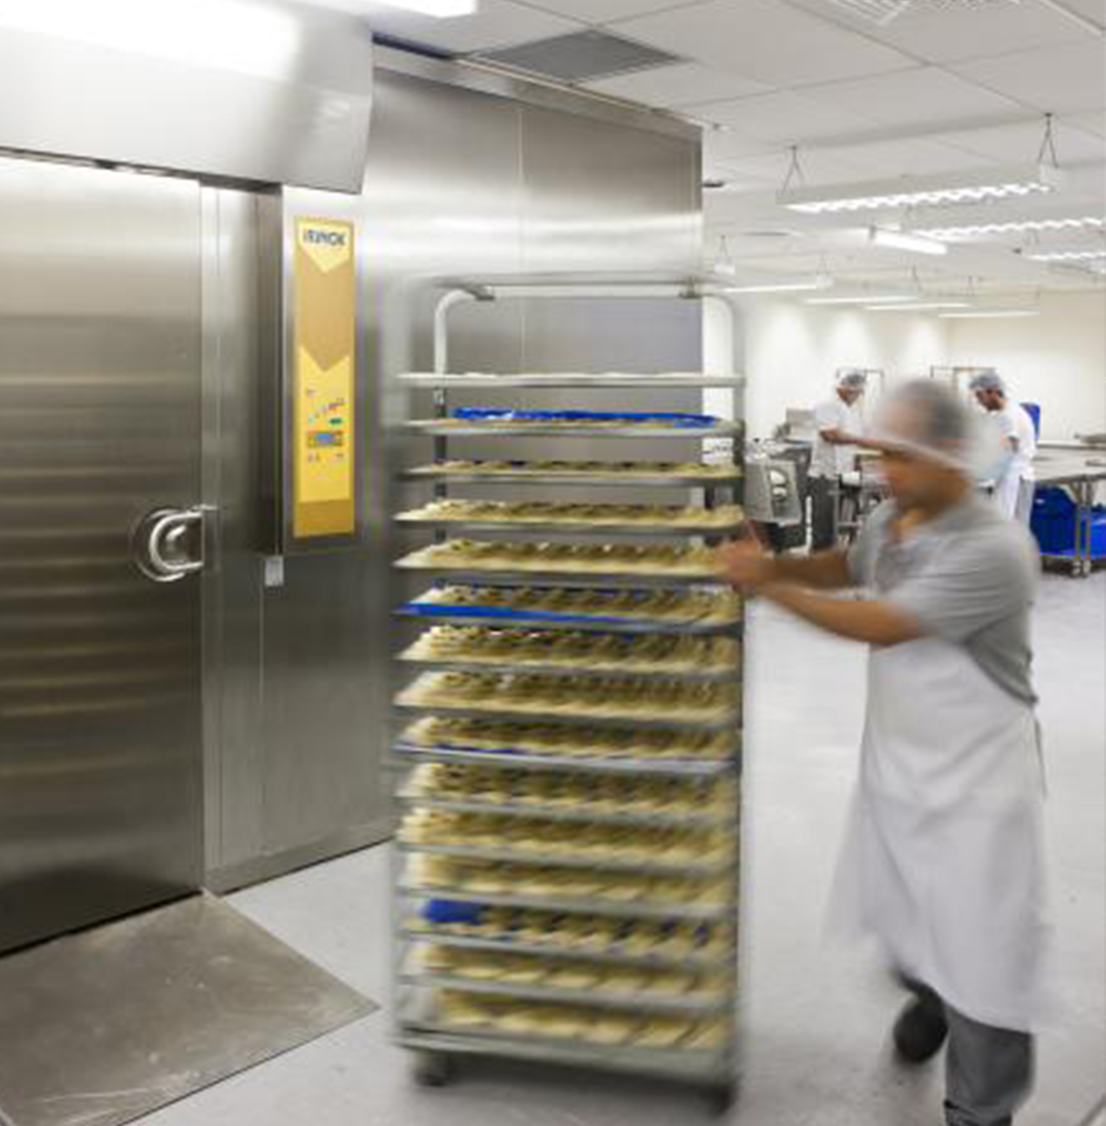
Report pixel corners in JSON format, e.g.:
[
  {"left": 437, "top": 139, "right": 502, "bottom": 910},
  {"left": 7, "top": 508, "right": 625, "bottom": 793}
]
[
  {"left": 477, "top": 30, "right": 685, "bottom": 84},
  {"left": 818, "top": 0, "right": 1022, "bottom": 25}
]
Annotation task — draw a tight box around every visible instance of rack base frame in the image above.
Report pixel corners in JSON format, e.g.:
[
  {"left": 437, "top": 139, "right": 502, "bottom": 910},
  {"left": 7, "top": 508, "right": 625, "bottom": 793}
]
[{"left": 398, "top": 1029, "right": 739, "bottom": 1113}]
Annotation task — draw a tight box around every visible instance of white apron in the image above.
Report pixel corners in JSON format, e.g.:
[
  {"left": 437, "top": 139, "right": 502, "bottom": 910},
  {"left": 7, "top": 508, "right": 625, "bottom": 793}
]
[
  {"left": 829, "top": 635, "right": 1050, "bottom": 1032},
  {"left": 993, "top": 467, "right": 1023, "bottom": 520}
]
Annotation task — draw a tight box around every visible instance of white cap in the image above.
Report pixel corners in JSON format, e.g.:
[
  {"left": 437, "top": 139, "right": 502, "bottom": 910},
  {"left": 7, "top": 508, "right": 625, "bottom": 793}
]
[{"left": 968, "top": 370, "right": 1006, "bottom": 395}]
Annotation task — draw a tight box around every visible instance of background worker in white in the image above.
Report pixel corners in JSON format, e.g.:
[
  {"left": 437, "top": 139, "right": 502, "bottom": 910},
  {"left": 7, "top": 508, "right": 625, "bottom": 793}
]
[
  {"left": 969, "top": 371, "right": 1037, "bottom": 524},
  {"left": 718, "top": 381, "right": 1048, "bottom": 1126},
  {"left": 810, "top": 370, "right": 868, "bottom": 550}
]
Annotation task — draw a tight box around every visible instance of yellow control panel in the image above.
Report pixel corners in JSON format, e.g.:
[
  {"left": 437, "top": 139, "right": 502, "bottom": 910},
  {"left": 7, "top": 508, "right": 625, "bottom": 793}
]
[{"left": 293, "top": 217, "right": 356, "bottom": 540}]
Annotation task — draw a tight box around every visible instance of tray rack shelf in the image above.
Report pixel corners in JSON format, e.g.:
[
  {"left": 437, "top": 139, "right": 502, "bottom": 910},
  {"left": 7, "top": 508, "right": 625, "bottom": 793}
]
[{"left": 390, "top": 361, "right": 744, "bottom": 1108}]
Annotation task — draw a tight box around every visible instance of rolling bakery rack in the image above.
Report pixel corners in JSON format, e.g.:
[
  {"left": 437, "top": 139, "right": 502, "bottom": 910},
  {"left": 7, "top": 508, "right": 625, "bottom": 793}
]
[{"left": 387, "top": 277, "right": 745, "bottom": 1111}]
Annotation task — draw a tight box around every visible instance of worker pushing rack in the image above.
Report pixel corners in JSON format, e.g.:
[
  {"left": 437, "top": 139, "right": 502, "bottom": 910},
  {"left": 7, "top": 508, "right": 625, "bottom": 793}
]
[{"left": 385, "top": 275, "right": 746, "bottom": 1111}]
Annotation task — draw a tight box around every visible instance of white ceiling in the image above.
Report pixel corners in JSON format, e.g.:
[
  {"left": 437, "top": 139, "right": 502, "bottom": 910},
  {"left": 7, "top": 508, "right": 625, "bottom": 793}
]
[{"left": 320, "top": 0, "right": 1106, "bottom": 295}]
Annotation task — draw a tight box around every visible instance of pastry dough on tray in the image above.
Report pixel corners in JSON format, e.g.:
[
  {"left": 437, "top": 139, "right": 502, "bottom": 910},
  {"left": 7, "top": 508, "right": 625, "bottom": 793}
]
[
  {"left": 399, "top": 807, "right": 737, "bottom": 870},
  {"left": 398, "top": 499, "right": 743, "bottom": 530},
  {"left": 403, "top": 625, "right": 741, "bottom": 676},
  {"left": 409, "top": 585, "right": 743, "bottom": 627},
  {"left": 404, "top": 853, "right": 733, "bottom": 908},
  {"left": 404, "top": 762, "right": 738, "bottom": 820},
  {"left": 397, "top": 539, "right": 720, "bottom": 578},
  {"left": 410, "top": 906, "right": 736, "bottom": 964},
  {"left": 436, "top": 991, "right": 730, "bottom": 1052},
  {"left": 411, "top": 459, "right": 739, "bottom": 480},
  {"left": 401, "top": 715, "right": 738, "bottom": 763},
  {"left": 398, "top": 669, "right": 739, "bottom": 723}
]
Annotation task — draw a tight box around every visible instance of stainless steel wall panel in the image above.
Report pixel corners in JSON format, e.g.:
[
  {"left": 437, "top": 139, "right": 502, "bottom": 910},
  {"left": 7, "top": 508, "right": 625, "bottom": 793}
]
[
  {"left": 0, "top": 157, "right": 204, "bottom": 952},
  {"left": 203, "top": 63, "right": 703, "bottom": 886},
  {"left": 201, "top": 187, "right": 275, "bottom": 875},
  {"left": 518, "top": 105, "right": 701, "bottom": 274},
  {"left": 0, "top": 2, "right": 373, "bottom": 192}
]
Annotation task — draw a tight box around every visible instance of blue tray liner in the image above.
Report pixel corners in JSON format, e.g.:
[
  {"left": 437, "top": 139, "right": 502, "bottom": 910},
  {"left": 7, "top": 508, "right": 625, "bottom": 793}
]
[
  {"left": 419, "top": 901, "right": 720, "bottom": 946},
  {"left": 402, "top": 602, "right": 637, "bottom": 624},
  {"left": 453, "top": 408, "right": 719, "bottom": 429}
]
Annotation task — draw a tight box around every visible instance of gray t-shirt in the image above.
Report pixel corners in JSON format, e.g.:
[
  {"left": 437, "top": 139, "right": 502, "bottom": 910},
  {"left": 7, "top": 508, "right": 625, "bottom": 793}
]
[{"left": 848, "top": 496, "right": 1039, "bottom": 706}]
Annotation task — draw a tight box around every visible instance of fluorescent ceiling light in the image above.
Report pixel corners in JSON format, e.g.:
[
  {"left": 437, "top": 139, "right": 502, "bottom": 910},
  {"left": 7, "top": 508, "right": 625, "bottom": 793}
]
[
  {"left": 867, "top": 302, "right": 971, "bottom": 312},
  {"left": 914, "top": 216, "right": 1104, "bottom": 241},
  {"left": 870, "top": 228, "right": 948, "bottom": 256},
  {"left": 780, "top": 164, "right": 1064, "bottom": 215},
  {"left": 371, "top": 0, "right": 477, "bottom": 12},
  {"left": 805, "top": 294, "right": 914, "bottom": 305},
  {"left": 724, "top": 276, "right": 833, "bottom": 294},
  {"left": 1024, "top": 249, "right": 1106, "bottom": 262},
  {"left": 0, "top": 0, "right": 299, "bottom": 77},
  {"left": 939, "top": 310, "right": 1041, "bottom": 319}
]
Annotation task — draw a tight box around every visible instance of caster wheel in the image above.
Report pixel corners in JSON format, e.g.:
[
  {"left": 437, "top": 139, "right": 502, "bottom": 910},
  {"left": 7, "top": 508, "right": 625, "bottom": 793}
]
[
  {"left": 706, "top": 1081, "right": 738, "bottom": 1116},
  {"left": 413, "top": 1051, "right": 454, "bottom": 1088}
]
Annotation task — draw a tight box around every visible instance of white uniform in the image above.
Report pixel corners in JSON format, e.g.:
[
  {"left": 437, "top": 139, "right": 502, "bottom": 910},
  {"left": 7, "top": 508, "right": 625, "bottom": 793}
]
[
  {"left": 831, "top": 497, "right": 1049, "bottom": 1032},
  {"left": 993, "top": 404, "right": 1037, "bottom": 524},
  {"left": 811, "top": 396, "right": 865, "bottom": 480}
]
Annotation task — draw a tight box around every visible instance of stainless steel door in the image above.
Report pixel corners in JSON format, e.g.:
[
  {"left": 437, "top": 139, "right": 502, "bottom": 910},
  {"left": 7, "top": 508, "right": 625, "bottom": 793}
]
[{"left": 0, "top": 157, "right": 205, "bottom": 953}]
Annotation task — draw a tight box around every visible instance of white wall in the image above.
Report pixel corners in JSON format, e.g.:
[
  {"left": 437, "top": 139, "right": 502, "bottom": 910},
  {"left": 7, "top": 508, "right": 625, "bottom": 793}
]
[
  {"left": 708, "top": 291, "right": 1106, "bottom": 443},
  {"left": 946, "top": 292, "right": 1106, "bottom": 442},
  {"left": 723, "top": 298, "right": 952, "bottom": 438}
]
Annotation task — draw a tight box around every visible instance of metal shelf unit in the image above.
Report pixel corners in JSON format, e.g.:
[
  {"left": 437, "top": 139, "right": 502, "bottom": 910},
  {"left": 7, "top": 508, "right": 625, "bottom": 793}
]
[{"left": 389, "top": 287, "right": 744, "bottom": 1108}]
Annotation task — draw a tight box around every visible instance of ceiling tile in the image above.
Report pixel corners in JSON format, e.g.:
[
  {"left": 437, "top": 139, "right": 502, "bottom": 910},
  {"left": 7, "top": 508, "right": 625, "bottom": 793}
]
[
  {"left": 610, "top": 0, "right": 914, "bottom": 86},
  {"left": 702, "top": 129, "right": 781, "bottom": 174},
  {"left": 1042, "top": 0, "right": 1106, "bottom": 29},
  {"left": 802, "top": 67, "right": 1023, "bottom": 129},
  {"left": 691, "top": 89, "right": 881, "bottom": 140},
  {"left": 365, "top": 0, "right": 581, "bottom": 53},
  {"left": 785, "top": 0, "right": 1090, "bottom": 65},
  {"left": 586, "top": 62, "right": 770, "bottom": 106},
  {"left": 949, "top": 40, "right": 1106, "bottom": 114},
  {"left": 942, "top": 117, "right": 1106, "bottom": 163},
  {"left": 826, "top": 135, "right": 996, "bottom": 175},
  {"left": 1069, "top": 110, "right": 1106, "bottom": 137},
  {"left": 712, "top": 147, "right": 877, "bottom": 187},
  {"left": 523, "top": 0, "right": 710, "bottom": 21}
]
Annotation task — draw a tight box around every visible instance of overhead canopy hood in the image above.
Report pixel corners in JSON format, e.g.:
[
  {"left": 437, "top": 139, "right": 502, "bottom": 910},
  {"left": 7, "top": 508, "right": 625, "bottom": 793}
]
[{"left": 0, "top": 0, "right": 373, "bottom": 192}]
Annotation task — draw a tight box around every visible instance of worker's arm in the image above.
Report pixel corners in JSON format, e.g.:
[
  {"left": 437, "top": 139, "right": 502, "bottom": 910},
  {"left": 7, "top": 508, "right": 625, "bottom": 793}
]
[
  {"left": 821, "top": 427, "right": 877, "bottom": 449},
  {"left": 758, "top": 582, "right": 922, "bottom": 646},
  {"left": 717, "top": 537, "right": 852, "bottom": 590},
  {"left": 717, "top": 535, "right": 919, "bottom": 644}
]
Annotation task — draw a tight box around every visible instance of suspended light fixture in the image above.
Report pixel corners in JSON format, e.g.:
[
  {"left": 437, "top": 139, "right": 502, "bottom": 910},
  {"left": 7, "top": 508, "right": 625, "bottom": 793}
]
[
  {"left": 805, "top": 293, "right": 915, "bottom": 305},
  {"left": 779, "top": 163, "right": 1064, "bottom": 215},
  {"left": 869, "top": 303, "right": 970, "bottom": 312},
  {"left": 1024, "top": 249, "right": 1106, "bottom": 263},
  {"left": 371, "top": 0, "right": 477, "bottom": 14},
  {"left": 938, "top": 309, "right": 1041, "bottom": 319},
  {"left": 913, "top": 216, "right": 1104, "bottom": 241},
  {"left": 869, "top": 227, "right": 948, "bottom": 256},
  {"left": 723, "top": 275, "right": 834, "bottom": 294}
]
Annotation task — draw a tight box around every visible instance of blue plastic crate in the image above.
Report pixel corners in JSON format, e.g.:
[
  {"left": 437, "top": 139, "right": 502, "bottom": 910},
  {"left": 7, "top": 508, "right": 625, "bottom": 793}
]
[{"left": 1031, "top": 487, "right": 1106, "bottom": 558}]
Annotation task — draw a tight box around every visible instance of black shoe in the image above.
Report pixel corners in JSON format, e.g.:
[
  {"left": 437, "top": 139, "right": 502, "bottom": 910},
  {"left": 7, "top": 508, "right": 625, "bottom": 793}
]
[{"left": 893, "top": 995, "right": 949, "bottom": 1064}]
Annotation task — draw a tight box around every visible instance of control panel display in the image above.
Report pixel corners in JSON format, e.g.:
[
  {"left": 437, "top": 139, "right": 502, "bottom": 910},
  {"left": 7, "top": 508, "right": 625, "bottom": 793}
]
[{"left": 292, "top": 217, "right": 356, "bottom": 539}]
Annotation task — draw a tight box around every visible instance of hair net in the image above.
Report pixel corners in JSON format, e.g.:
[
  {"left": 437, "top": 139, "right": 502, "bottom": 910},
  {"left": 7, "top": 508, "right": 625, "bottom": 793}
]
[
  {"left": 968, "top": 370, "right": 1006, "bottom": 395},
  {"left": 836, "top": 369, "right": 868, "bottom": 391},
  {"left": 869, "top": 379, "right": 1004, "bottom": 477}
]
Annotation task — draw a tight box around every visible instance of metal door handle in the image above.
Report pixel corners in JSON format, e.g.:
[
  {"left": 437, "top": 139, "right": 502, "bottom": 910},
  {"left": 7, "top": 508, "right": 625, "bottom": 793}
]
[{"left": 140, "top": 508, "right": 206, "bottom": 583}]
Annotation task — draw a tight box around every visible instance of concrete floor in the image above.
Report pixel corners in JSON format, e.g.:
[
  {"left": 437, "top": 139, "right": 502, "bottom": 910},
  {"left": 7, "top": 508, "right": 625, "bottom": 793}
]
[{"left": 142, "top": 573, "right": 1105, "bottom": 1126}]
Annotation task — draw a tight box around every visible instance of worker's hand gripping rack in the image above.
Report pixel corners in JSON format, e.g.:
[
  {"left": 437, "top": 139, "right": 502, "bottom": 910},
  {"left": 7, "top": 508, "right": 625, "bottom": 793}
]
[{"left": 387, "top": 276, "right": 745, "bottom": 1111}]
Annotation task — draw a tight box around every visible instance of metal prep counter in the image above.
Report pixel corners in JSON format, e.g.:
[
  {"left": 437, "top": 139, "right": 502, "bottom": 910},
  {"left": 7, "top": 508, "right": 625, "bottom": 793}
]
[{"left": 1032, "top": 449, "right": 1106, "bottom": 577}]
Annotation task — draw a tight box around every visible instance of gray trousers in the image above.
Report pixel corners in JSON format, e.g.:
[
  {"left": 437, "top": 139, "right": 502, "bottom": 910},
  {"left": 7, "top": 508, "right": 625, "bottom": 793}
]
[
  {"left": 1014, "top": 479, "right": 1035, "bottom": 526},
  {"left": 809, "top": 475, "right": 837, "bottom": 551},
  {"left": 908, "top": 982, "right": 1034, "bottom": 1126}
]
